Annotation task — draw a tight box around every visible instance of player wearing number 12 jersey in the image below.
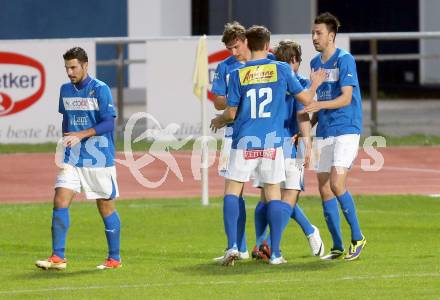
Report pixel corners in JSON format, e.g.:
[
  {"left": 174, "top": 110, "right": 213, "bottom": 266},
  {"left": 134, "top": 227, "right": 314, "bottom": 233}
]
[{"left": 210, "top": 25, "right": 326, "bottom": 265}]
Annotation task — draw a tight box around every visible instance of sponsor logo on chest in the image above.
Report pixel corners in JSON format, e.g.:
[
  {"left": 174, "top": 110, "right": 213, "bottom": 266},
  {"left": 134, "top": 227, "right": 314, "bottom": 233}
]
[
  {"left": 63, "top": 97, "right": 99, "bottom": 111},
  {"left": 70, "top": 115, "right": 89, "bottom": 126}
]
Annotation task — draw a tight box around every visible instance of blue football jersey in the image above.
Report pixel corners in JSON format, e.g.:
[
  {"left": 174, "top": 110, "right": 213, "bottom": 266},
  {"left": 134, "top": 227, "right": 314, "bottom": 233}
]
[
  {"left": 310, "top": 48, "right": 362, "bottom": 138},
  {"left": 283, "top": 73, "right": 310, "bottom": 158},
  {"left": 227, "top": 58, "right": 304, "bottom": 150},
  {"left": 211, "top": 53, "right": 275, "bottom": 138},
  {"left": 59, "top": 77, "right": 116, "bottom": 167}
]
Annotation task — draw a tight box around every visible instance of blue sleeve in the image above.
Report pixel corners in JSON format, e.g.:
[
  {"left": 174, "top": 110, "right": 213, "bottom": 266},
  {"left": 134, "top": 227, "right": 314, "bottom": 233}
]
[
  {"left": 94, "top": 115, "right": 115, "bottom": 135},
  {"left": 58, "top": 88, "right": 65, "bottom": 114},
  {"left": 226, "top": 71, "right": 240, "bottom": 107},
  {"left": 62, "top": 116, "right": 68, "bottom": 134},
  {"left": 284, "top": 65, "right": 304, "bottom": 96},
  {"left": 211, "top": 62, "right": 228, "bottom": 96},
  {"left": 338, "top": 54, "right": 359, "bottom": 88},
  {"left": 295, "top": 77, "right": 310, "bottom": 111},
  {"left": 267, "top": 52, "right": 276, "bottom": 60},
  {"left": 97, "top": 84, "right": 117, "bottom": 119}
]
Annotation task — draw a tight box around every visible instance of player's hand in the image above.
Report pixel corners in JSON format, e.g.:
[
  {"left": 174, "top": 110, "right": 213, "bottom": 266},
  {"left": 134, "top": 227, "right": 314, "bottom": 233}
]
[
  {"left": 301, "top": 137, "right": 312, "bottom": 169},
  {"left": 290, "top": 133, "right": 299, "bottom": 145},
  {"left": 63, "top": 132, "right": 84, "bottom": 148},
  {"left": 303, "top": 101, "right": 322, "bottom": 113},
  {"left": 310, "top": 68, "right": 327, "bottom": 87},
  {"left": 210, "top": 115, "right": 227, "bottom": 133}
]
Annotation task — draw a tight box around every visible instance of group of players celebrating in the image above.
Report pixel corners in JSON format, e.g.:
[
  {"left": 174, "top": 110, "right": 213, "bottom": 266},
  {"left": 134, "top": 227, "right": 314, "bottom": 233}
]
[{"left": 210, "top": 12, "right": 366, "bottom": 265}]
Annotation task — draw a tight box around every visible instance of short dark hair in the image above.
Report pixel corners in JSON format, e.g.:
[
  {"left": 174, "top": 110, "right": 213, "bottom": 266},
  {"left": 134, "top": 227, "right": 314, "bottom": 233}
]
[
  {"left": 63, "top": 47, "right": 88, "bottom": 63},
  {"left": 245, "top": 25, "right": 270, "bottom": 52},
  {"left": 274, "top": 40, "right": 302, "bottom": 64},
  {"left": 221, "top": 21, "right": 246, "bottom": 45},
  {"left": 314, "top": 12, "right": 341, "bottom": 36}
]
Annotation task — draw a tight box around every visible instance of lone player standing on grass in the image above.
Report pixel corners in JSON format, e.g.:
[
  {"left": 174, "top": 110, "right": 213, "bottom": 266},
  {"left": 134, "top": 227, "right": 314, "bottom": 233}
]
[
  {"left": 211, "top": 25, "right": 326, "bottom": 265},
  {"left": 304, "top": 12, "right": 366, "bottom": 261},
  {"left": 35, "top": 47, "right": 121, "bottom": 270}
]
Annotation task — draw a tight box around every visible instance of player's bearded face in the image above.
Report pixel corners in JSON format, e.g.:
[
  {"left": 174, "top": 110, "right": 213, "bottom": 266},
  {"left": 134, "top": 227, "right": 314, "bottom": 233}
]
[
  {"left": 64, "top": 59, "right": 88, "bottom": 84},
  {"left": 226, "top": 39, "right": 248, "bottom": 61},
  {"left": 312, "top": 24, "right": 331, "bottom": 52}
]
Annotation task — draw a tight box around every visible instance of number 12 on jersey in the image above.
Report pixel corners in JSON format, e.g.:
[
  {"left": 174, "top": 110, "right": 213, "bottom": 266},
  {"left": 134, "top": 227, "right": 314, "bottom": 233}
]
[{"left": 246, "top": 87, "right": 272, "bottom": 119}]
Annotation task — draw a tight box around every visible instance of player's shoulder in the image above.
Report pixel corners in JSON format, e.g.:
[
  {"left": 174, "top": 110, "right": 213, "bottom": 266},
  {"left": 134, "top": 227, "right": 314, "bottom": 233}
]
[
  {"left": 269, "top": 60, "right": 289, "bottom": 68},
  {"left": 271, "top": 60, "right": 292, "bottom": 74},
  {"left": 60, "top": 82, "right": 71, "bottom": 91},
  {"left": 337, "top": 48, "right": 355, "bottom": 62},
  {"left": 221, "top": 55, "right": 239, "bottom": 66},
  {"left": 310, "top": 53, "right": 321, "bottom": 65},
  {"left": 90, "top": 77, "right": 109, "bottom": 88}
]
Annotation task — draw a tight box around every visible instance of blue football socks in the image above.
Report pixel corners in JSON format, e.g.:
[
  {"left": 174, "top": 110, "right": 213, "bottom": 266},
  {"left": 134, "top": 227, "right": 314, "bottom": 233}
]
[
  {"left": 267, "top": 200, "right": 292, "bottom": 258},
  {"left": 223, "top": 194, "right": 239, "bottom": 249},
  {"left": 254, "top": 201, "right": 268, "bottom": 247},
  {"left": 322, "top": 198, "right": 344, "bottom": 251},
  {"left": 237, "top": 196, "right": 247, "bottom": 252},
  {"left": 337, "top": 191, "right": 363, "bottom": 241},
  {"left": 51, "top": 207, "right": 70, "bottom": 259},
  {"left": 291, "top": 204, "right": 315, "bottom": 236},
  {"left": 103, "top": 211, "right": 121, "bottom": 261}
]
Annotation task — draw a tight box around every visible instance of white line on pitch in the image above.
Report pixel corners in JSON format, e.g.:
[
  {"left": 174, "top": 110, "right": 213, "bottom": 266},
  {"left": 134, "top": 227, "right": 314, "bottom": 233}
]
[{"left": 0, "top": 272, "right": 439, "bottom": 295}]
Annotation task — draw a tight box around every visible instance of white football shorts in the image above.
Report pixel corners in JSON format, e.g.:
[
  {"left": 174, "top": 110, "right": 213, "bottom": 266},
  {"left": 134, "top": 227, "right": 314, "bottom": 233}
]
[
  {"left": 55, "top": 163, "right": 119, "bottom": 200},
  {"left": 314, "top": 134, "right": 360, "bottom": 173},
  {"left": 253, "top": 158, "right": 304, "bottom": 190},
  {"left": 226, "top": 147, "right": 285, "bottom": 184}
]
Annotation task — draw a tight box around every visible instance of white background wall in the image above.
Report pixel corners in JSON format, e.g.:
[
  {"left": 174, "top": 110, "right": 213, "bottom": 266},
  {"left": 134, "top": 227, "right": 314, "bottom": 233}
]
[{"left": 128, "top": 0, "right": 191, "bottom": 88}]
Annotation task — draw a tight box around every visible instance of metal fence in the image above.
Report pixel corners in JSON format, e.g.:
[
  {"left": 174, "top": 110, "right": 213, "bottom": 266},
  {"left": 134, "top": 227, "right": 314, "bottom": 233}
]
[{"left": 93, "top": 32, "right": 440, "bottom": 136}]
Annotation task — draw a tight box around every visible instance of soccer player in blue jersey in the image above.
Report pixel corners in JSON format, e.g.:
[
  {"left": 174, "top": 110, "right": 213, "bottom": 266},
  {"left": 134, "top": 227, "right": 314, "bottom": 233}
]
[
  {"left": 35, "top": 47, "right": 121, "bottom": 270},
  {"left": 252, "top": 40, "right": 325, "bottom": 260},
  {"left": 304, "top": 12, "right": 366, "bottom": 261},
  {"left": 211, "top": 26, "right": 326, "bottom": 265}
]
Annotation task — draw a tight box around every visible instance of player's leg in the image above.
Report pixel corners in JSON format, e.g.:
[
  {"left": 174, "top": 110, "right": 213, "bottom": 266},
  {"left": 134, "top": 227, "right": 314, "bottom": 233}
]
[
  {"left": 254, "top": 188, "right": 268, "bottom": 247},
  {"left": 218, "top": 147, "right": 256, "bottom": 265},
  {"left": 330, "top": 134, "right": 366, "bottom": 261},
  {"left": 265, "top": 183, "right": 290, "bottom": 264},
  {"left": 236, "top": 184, "right": 248, "bottom": 259},
  {"left": 36, "top": 164, "right": 79, "bottom": 270},
  {"left": 261, "top": 148, "right": 289, "bottom": 264},
  {"left": 51, "top": 188, "right": 75, "bottom": 258},
  {"left": 223, "top": 179, "right": 244, "bottom": 251},
  {"left": 319, "top": 172, "right": 345, "bottom": 260},
  {"left": 219, "top": 179, "right": 245, "bottom": 265},
  {"left": 283, "top": 188, "right": 324, "bottom": 257},
  {"left": 251, "top": 187, "right": 271, "bottom": 261},
  {"left": 79, "top": 166, "right": 121, "bottom": 269},
  {"left": 96, "top": 198, "right": 121, "bottom": 269}
]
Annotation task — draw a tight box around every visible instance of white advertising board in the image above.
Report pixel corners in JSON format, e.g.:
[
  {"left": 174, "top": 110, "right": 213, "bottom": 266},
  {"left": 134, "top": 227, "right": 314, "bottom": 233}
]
[
  {"left": 145, "top": 35, "right": 349, "bottom": 138},
  {"left": 0, "top": 41, "right": 95, "bottom": 143}
]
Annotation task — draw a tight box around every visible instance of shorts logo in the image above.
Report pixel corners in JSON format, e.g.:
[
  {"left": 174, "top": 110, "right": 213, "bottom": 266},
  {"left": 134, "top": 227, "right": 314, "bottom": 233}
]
[
  {"left": 239, "top": 65, "right": 277, "bottom": 85},
  {"left": 0, "top": 52, "right": 46, "bottom": 117},
  {"left": 244, "top": 148, "right": 276, "bottom": 160}
]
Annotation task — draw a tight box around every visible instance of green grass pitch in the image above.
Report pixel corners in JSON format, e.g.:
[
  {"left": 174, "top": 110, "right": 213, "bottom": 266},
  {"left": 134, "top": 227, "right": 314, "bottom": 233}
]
[{"left": 0, "top": 195, "right": 439, "bottom": 299}]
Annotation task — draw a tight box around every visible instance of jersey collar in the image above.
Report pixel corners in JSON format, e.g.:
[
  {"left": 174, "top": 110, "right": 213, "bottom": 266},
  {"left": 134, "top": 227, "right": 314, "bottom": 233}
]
[{"left": 74, "top": 75, "right": 92, "bottom": 90}]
